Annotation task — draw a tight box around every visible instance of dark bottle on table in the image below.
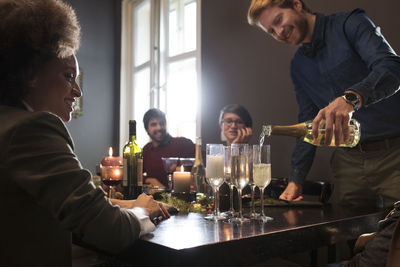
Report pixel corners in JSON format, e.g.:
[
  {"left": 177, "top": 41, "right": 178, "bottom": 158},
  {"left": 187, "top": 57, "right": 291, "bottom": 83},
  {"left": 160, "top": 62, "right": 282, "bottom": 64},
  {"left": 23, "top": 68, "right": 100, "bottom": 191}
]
[
  {"left": 122, "top": 120, "right": 143, "bottom": 199},
  {"left": 191, "top": 137, "right": 206, "bottom": 193}
]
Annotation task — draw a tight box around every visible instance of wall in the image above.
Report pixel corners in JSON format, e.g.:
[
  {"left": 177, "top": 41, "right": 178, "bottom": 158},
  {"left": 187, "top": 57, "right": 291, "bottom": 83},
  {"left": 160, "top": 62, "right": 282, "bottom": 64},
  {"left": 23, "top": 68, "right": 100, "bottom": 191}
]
[
  {"left": 66, "top": 0, "right": 121, "bottom": 174},
  {"left": 201, "top": 0, "right": 400, "bottom": 181}
]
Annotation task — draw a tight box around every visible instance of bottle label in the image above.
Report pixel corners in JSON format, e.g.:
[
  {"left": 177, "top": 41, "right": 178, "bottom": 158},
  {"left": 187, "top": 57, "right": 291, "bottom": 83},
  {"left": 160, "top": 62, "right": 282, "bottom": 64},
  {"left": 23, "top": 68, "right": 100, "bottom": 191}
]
[
  {"left": 123, "top": 158, "right": 128, "bottom": 186},
  {"left": 137, "top": 158, "right": 143, "bottom": 186}
]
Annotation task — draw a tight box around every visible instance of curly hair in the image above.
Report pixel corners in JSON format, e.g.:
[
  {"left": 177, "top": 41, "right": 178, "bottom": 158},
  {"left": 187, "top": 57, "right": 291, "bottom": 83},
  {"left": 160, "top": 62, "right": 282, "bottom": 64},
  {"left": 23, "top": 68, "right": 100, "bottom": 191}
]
[
  {"left": 248, "top": 0, "right": 311, "bottom": 25},
  {"left": 0, "top": 0, "right": 81, "bottom": 106}
]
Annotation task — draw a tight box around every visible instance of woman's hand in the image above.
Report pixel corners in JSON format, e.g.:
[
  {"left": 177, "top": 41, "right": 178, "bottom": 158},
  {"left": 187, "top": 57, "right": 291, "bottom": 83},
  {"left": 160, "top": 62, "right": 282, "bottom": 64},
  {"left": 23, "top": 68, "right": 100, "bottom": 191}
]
[
  {"left": 232, "top": 127, "right": 252, "bottom": 144},
  {"left": 134, "top": 193, "right": 170, "bottom": 220},
  {"left": 110, "top": 193, "right": 170, "bottom": 220},
  {"left": 279, "top": 182, "right": 303, "bottom": 201}
]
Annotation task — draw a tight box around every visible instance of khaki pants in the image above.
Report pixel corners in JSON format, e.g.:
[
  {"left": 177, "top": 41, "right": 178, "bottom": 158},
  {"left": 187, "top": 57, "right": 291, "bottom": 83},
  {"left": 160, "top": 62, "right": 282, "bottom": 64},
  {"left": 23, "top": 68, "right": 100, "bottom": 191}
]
[{"left": 331, "top": 142, "right": 400, "bottom": 209}]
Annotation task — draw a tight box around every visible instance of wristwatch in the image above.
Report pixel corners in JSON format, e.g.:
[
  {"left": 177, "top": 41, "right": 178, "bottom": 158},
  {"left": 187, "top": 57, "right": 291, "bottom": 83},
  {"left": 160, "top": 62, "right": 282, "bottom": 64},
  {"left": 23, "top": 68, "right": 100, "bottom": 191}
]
[{"left": 342, "top": 92, "right": 361, "bottom": 111}]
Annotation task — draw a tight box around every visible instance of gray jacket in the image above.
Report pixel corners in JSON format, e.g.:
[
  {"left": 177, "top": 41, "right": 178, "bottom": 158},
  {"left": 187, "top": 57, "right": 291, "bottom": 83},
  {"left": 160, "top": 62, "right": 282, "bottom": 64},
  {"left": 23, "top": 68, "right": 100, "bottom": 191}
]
[{"left": 0, "top": 105, "right": 141, "bottom": 266}]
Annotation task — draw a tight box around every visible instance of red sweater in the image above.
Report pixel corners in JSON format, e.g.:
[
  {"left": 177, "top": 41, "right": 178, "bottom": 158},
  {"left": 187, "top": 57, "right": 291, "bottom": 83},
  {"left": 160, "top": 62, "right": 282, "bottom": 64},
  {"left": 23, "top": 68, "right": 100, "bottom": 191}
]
[{"left": 142, "top": 136, "right": 195, "bottom": 187}]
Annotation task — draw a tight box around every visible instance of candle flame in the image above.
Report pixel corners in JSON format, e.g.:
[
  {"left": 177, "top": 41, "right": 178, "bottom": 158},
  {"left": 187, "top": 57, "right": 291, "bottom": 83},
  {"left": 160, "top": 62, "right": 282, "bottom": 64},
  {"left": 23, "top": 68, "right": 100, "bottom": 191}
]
[
  {"left": 108, "top": 147, "right": 113, "bottom": 157},
  {"left": 180, "top": 165, "right": 184, "bottom": 172},
  {"left": 113, "top": 168, "right": 121, "bottom": 176}
]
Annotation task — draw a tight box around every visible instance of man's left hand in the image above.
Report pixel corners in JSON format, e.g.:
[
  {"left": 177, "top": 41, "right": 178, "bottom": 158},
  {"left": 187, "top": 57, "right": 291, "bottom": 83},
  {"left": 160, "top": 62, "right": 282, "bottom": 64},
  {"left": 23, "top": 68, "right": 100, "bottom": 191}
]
[{"left": 312, "top": 97, "right": 354, "bottom": 146}]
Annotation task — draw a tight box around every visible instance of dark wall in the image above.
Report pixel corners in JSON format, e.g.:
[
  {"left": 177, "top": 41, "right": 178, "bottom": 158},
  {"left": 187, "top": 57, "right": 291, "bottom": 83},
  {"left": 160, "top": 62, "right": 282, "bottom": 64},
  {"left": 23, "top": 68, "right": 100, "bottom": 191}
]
[
  {"left": 66, "top": 0, "right": 121, "bottom": 174},
  {"left": 201, "top": 0, "right": 400, "bottom": 181},
  {"left": 65, "top": 0, "right": 400, "bottom": 180}
]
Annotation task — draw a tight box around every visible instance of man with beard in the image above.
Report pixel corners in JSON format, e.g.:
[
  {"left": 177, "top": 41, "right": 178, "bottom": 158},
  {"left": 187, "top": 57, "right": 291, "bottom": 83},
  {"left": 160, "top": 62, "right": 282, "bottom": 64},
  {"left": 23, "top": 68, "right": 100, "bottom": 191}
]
[
  {"left": 142, "top": 108, "right": 195, "bottom": 188},
  {"left": 247, "top": 0, "right": 400, "bottom": 210}
]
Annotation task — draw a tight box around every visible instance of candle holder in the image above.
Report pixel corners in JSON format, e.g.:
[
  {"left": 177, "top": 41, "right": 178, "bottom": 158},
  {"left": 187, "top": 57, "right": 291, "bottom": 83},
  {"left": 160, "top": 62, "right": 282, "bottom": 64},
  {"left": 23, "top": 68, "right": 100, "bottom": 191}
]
[{"left": 100, "top": 165, "right": 123, "bottom": 198}]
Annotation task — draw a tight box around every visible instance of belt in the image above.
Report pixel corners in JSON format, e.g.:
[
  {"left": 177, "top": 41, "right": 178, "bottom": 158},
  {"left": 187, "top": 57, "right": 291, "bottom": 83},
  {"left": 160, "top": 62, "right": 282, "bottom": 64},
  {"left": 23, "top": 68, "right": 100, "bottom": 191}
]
[{"left": 352, "top": 135, "right": 400, "bottom": 152}]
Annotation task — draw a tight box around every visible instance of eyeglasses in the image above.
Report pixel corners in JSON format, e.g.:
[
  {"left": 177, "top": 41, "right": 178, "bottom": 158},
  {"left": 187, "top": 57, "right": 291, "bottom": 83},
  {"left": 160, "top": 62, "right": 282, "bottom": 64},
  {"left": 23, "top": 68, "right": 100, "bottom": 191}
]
[{"left": 223, "top": 119, "right": 245, "bottom": 126}]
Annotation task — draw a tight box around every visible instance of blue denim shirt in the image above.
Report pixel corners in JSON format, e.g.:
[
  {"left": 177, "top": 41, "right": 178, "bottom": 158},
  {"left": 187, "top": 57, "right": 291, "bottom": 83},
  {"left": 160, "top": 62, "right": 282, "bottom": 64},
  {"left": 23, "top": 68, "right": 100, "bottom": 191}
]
[{"left": 289, "top": 9, "right": 400, "bottom": 184}]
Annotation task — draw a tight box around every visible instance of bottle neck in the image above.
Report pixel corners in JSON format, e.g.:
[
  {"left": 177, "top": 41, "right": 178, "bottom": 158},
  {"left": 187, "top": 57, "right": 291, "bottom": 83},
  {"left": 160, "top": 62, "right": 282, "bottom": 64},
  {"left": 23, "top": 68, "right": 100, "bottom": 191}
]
[
  {"left": 270, "top": 122, "right": 307, "bottom": 139},
  {"left": 129, "top": 134, "right": 137, "bottom": 143},
  {"left": 194, "top": 144, "right": 203, "bottom": 165}
]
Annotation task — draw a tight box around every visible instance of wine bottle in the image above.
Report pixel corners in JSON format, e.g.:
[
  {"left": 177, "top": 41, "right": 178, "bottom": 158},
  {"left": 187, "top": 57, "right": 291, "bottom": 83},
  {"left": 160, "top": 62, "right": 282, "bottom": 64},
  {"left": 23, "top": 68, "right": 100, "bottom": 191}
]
[
  {"left": 190, "top": 137, "right": 206, "bottom": 193},
  {"left": 260, "top": 119, "right": 361, "bottom": 147},
  {"left": 122, "top": 120, "right": 143, "bottom": 199}
]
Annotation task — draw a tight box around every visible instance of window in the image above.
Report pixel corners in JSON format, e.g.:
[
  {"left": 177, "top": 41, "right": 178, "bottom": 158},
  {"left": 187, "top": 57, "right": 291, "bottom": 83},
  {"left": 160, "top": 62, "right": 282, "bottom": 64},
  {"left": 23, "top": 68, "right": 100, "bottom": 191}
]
[{"left": 120, "top": 0, "right": 201, "bottom": 149}]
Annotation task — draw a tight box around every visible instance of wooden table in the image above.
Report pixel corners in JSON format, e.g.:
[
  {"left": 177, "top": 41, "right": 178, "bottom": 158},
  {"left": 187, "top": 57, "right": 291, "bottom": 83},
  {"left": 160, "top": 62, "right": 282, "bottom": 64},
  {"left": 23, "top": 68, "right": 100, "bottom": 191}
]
[{"left": 118, "top": 205, "right": 386, "bottom": 266}]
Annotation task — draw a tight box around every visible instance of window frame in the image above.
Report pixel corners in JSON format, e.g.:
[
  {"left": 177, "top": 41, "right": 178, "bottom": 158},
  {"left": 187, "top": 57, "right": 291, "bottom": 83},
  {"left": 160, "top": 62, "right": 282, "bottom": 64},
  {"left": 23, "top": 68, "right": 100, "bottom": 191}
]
[{"left": 120, "top": 0, "right": 201, "bottom": 151}]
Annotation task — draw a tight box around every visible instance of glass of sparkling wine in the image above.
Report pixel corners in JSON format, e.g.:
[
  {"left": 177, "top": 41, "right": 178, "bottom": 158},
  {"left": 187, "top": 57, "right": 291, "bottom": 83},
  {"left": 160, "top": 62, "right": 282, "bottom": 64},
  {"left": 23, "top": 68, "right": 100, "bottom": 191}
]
[
  {"left": 253, "top": 144, "right": 273, "bottom": 222},
  {"left": 230, "top": 144, "right": 250, "bottom": 223},
  {"left": 223, "top": 145, "right": 236, "bottom": 217},
  {"left": 205, "top": 144, "right": 226, "bottom": 221}
]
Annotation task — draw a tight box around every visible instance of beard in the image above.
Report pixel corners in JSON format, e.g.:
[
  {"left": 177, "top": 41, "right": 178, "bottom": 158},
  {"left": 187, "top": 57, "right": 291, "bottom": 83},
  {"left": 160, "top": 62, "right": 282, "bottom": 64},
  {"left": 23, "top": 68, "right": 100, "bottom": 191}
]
[{"left": 293, "top": 14, "right": 309, "bottom": 45}]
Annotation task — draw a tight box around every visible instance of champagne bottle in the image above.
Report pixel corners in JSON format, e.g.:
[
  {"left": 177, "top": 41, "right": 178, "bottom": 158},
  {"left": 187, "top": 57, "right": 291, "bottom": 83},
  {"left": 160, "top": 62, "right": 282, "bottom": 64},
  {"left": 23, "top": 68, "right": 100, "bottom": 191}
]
[
  {"left": 123, "top": 120, "right": 143, "bottom": 199},
  {"left": 191, "top": 137, "right": 206, "bottom": 193},
  {"left": 260, "top": 119, "right": 361, "bottom": 147}
]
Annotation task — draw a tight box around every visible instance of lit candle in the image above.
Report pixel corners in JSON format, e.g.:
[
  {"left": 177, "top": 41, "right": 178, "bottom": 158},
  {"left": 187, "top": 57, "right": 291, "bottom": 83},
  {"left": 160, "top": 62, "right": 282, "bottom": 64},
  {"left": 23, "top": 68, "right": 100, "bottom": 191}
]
[
  {"left": 100, "top": 147, "right": 123, "bottom": 180},
  {"left": 173, "top": 165, "right": 191, "bottom": 193},
  {"left": 101, "top": 147, "right": 123, "bottom": 166}
]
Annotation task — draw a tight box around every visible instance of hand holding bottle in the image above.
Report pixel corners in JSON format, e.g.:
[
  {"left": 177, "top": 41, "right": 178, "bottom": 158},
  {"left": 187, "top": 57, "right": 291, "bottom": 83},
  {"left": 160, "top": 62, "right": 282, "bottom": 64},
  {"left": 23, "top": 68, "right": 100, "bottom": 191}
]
[
  {"left": 312, "top": 96, "right": 355, "bottom": 146},
  {"left": 232, "top": 127, "right": 252, "bottom": 144},
  {"left": 279, "top": 181, "right": 303, "bottom": 201}
]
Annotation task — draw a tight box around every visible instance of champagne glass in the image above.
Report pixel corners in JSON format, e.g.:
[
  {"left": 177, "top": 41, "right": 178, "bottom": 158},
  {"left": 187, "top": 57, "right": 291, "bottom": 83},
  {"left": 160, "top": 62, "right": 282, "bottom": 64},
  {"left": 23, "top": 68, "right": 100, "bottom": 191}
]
[
  {"left": 205, "top": 144, "right": 226, "bottom": 221},
  {"left": 253, "top": 144, "right": 273, "bottom": 222},
  {"left": 230, "top": 144, "right": 250, "bottom": 223},
  {"left": 223, "top": 146, "right": 236, "bottom": 217},
  {"left": 247, "top": 146, "right": 259, "bottom": 219}
]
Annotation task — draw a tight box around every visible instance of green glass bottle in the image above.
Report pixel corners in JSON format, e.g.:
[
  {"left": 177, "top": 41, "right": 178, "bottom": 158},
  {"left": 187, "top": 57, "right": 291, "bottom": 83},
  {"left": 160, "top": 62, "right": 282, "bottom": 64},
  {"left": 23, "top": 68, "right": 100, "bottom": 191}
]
[{"left": 122, "top": 120, "right": 143, "bottom": 199}]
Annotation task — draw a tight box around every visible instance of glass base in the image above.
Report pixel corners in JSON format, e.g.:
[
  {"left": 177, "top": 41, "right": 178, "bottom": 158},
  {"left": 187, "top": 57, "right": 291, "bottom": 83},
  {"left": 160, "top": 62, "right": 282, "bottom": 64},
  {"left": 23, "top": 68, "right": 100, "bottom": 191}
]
[
  {"left": 229, "top": 216, "right": 250, "bottom": 223},
  {"left": 247, "top": 212, "right": 260, "bottom": 219},
  {"left": 259, "top": 215, "right": 273, "bottom": 223},
  {"left": 204, "top": 213, "right": 227, "bottom": 221},
  {"left": 221, "top": 210, "right": 237, "bottom": 218}
]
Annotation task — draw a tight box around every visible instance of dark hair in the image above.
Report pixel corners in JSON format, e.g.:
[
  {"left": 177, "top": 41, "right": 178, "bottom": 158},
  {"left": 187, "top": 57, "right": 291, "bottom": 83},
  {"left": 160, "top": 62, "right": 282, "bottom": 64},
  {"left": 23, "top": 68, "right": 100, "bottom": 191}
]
[
  {"left": 0, "top": 0, "right": 81, "bottom": 106},
  {"left": 143, "top": 108, "right": 167, "bottom": 130},
  {"left": 219, "top": 104, "right": 253, "bottom": 127}
]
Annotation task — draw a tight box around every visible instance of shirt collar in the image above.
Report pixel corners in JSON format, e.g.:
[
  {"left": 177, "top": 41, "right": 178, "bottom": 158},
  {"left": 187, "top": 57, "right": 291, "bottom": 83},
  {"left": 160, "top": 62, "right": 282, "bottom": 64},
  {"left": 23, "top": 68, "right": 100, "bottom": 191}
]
[{"left": 300, "top": 12, "right": 326, "bottom": 58}]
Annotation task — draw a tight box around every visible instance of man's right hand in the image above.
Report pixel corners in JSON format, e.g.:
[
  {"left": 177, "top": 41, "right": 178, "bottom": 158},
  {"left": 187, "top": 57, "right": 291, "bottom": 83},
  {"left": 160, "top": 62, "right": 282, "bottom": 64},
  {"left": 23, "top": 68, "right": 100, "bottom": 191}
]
[{"left": 279, "top": 181, "right": 303, "bottom": 201}]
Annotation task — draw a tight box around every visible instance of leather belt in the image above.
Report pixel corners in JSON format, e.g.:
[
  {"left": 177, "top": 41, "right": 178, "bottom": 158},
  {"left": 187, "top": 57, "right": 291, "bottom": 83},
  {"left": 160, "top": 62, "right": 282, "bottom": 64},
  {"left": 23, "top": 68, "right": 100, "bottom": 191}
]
[{"left": 352, "top": 135, "right": 400, "bottom": 152}]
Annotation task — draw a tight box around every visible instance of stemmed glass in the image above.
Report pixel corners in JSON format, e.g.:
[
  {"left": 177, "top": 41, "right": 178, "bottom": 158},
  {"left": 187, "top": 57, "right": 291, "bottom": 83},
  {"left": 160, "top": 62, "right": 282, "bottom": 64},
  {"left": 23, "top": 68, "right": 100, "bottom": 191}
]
[
  {"left": 223, "top": 146, "right": 236, "bottom": 217},
  {"left": 253, "top": 144, "right": 273, "bottom": 222},
  {"left": 205, "top": 144, "right": 226, "bottom": 221},
  {"left": 101, "top": 166, "right": 123, "bottom": 199},
  {"left": 230, "top": 144, "right": 250, "bottom": 223},
  {"left": 247, "top": 146, "right": 259, "bottom": 219}
]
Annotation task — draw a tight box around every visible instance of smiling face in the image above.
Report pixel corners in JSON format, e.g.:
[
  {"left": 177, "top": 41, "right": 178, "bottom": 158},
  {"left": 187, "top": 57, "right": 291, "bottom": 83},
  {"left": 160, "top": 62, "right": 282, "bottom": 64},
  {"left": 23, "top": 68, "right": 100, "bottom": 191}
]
[
  {"left": 23, "top": 55, "right": 81, "bottom": 122},
  {"left": 146, "top": 117, "right": 167, "bottom": 144},
  {"left": 258, "top": 1, "right": 312, "bottom": 45}
]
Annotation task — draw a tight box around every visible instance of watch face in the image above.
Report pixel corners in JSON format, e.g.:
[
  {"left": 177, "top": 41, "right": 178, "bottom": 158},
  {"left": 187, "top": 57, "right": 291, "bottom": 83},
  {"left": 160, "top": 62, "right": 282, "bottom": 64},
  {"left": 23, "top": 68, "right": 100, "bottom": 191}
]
[{"left": 345, "top": 93, "right": 358, "bottom": 102}]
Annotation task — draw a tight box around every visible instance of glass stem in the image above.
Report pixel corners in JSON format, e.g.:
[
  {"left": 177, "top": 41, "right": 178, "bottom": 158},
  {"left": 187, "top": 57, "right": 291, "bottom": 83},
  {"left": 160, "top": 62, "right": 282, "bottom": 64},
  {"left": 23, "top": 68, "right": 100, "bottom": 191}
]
[
  {"left": 260, "top": 187, "right": 265, "bottom": 217},
  {"left": 215, "top": 187, "right": 220, "bottom": 216},
  {"left": 238, "top": 188, "right": 243, "bottom": 218},
  {"left": 229, "top": 185, "right": 234, "bottom": 213},
  {"left": 251, "top": 185, "right": 255, "bottom": 214}
]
